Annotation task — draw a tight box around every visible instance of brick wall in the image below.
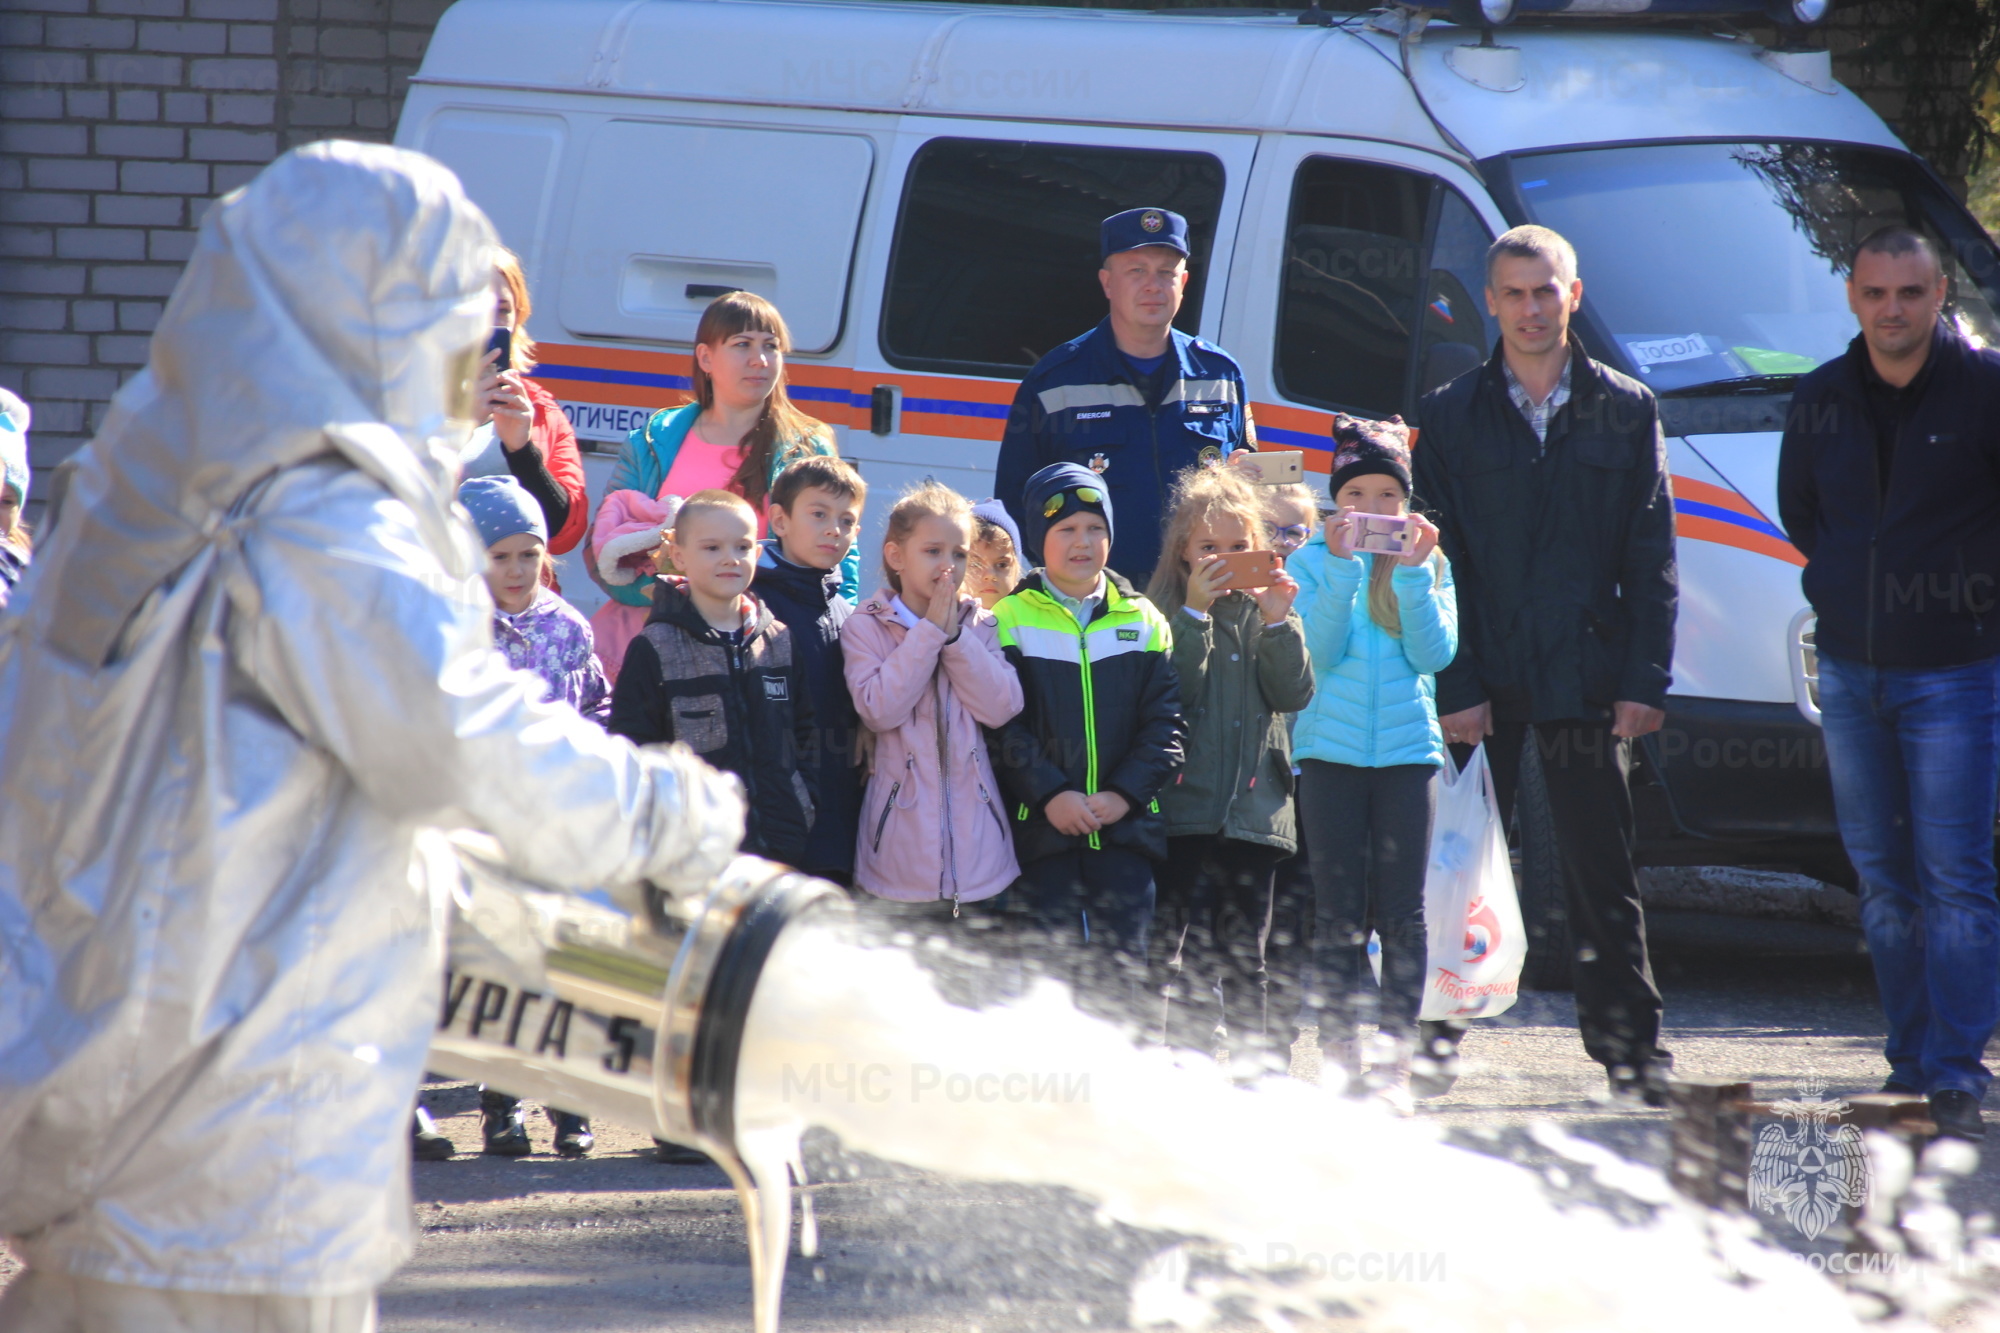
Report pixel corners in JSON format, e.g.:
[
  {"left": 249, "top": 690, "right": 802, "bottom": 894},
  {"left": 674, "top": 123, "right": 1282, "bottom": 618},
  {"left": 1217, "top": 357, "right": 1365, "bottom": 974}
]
[{"left": 0, "top": 0, "right": 450, "bottom": 495}]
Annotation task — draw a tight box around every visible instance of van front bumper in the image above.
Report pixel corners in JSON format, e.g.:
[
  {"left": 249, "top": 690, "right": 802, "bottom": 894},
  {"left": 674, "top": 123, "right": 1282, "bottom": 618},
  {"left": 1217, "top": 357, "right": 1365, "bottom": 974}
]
[{"left": 1632, "top": 695, "right": 1849, "bottom": 877}]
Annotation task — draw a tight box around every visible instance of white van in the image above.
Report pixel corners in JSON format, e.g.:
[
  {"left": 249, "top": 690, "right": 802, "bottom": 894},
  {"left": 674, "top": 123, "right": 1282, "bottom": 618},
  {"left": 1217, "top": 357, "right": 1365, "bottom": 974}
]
[{"left": 398, "top": 0, "right": 2000, "bottom": 981}]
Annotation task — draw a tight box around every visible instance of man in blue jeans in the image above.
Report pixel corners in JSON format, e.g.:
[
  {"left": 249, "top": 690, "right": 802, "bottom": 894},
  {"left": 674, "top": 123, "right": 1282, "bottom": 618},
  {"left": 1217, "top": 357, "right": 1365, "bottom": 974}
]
[{"left": 1778, "top": 226, "right": 2000, "bottom": 1140}]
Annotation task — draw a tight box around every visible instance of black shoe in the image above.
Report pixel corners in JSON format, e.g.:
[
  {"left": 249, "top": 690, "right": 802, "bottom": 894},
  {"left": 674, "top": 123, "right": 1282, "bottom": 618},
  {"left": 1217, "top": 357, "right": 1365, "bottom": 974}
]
[
  {"left": 1607, "top": 1063, "right": 1669, "bottom": 1108},
  {"left": 652, "top": 1137, "right": 713, "bottom": 1165},
  {"left": 551, "top": 1111, "right": 594, "bottom": 1158},
  {"left": 1411, "top": 1021, "right": 1462, "bottom": 1100},
  {"left": 1929, "top": 1089, "right": 1986, "bottom": 1141},
  {"left": 1881, "top": 1078, "right": 1921, "bottom": 1095},
  {"left": 480, "top": 1088, "right": 533, "bottom": 1156},
  {"left": 411, "top": 1107, "right": 455, "bottom": 1161}
]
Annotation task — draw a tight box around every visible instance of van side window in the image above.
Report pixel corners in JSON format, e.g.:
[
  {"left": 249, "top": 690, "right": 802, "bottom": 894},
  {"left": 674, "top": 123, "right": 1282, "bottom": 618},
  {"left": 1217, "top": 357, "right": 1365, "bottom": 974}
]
[
  {"left": 1417, "top": 189, "right": 1498, "bottom": 396},
  {"left": 881, "top": 138, "right": 1225, "bottom": 376},
  {"left": 1275, "top": 158, "right": 1432, "bottom": 417}
]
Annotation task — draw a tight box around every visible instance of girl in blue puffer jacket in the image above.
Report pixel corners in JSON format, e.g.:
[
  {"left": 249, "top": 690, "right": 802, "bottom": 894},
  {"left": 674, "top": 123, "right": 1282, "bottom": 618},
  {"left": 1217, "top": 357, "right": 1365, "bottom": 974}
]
[{"left": 1290, "top": 415, "right": 1457, "bottom": 1109}]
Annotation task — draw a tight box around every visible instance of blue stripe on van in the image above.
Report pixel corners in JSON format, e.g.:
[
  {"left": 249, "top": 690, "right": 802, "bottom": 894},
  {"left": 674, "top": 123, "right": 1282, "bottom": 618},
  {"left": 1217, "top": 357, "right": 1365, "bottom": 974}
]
[
  {"left": 1253, "top": 422, "right": 1326, "bottom": 449},
  {"left": 533, "top": 364, "right": 1008, "bottom": 420},
  {"left": 1674, "top": 498, "right": 1787, "bottom": 542},
  {"left": 537, "top": 363, "right": 694, "bottom": 392},
  {"left": 787, "top": 385, "right": 871, "bottom": 408},
  {"left": 903, "top": 395, "right": 1010, "bottom": 420}
]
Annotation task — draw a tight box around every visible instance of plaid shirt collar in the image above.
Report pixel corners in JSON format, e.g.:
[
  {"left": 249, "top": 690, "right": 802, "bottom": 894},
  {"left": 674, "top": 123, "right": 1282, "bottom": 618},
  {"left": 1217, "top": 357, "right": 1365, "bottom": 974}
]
[{"left": 1502, "top": 350, "right": 1573, "bottom": 450}]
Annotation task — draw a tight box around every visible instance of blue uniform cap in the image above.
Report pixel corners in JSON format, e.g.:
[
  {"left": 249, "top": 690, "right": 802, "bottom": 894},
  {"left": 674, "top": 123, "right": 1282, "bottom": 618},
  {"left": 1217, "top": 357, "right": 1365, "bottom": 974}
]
[
  {"left": 1100, "top": 207, "right": 1190, "bottom": 263},
  {"left": 459, "top": 473, "right": 547, "bottom": 549}
]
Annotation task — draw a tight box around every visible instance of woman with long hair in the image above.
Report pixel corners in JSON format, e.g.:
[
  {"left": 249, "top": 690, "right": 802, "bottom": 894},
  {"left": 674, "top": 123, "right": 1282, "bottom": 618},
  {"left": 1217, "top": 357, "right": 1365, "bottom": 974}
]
[{"left": 588, "top": 291, "right": 856, "bottom": 679}]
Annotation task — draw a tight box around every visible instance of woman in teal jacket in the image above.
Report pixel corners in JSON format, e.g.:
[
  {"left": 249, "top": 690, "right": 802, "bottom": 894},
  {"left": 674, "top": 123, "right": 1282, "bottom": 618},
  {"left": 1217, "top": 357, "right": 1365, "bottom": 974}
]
[
  {"left": 1289, "top": 415, "right": 1457, "bottom": 1109},
  {"left": 599, "top": 402, "right": 859, "bottom": 595},
  {"left": 589, "top": 293, "right": 859, "bottom": 678}
]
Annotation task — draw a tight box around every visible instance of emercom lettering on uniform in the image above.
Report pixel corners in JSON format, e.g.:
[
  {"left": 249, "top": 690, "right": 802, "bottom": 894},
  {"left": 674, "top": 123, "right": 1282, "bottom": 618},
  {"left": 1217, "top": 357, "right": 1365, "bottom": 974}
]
[
  {"left": 993, "top": 584, "right": 1171, "bottom": 851},
  {"left": 999, "top": 325, "right": 1252, "bottom": 580}
]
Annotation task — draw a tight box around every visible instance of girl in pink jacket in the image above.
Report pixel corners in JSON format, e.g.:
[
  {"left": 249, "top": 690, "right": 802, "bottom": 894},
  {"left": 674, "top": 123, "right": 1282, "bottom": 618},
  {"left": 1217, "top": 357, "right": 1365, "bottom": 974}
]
[{"left": 845, "top": 482, "right": 1024, "bottom": 910}]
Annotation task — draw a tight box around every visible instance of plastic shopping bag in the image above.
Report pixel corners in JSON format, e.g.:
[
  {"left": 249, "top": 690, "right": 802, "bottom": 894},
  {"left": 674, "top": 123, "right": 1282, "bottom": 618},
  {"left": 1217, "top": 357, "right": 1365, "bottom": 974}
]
[{"left": 1418, "top": 744, "right": 1526, "bottom": 1021}]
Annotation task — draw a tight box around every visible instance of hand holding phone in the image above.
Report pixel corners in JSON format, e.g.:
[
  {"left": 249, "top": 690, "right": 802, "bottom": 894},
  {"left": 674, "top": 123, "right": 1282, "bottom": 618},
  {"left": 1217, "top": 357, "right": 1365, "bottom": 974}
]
[
  {"left": 486, "top": 326, "right": 514, "bottom": 373},
  {"left": 1209, "top": 549, "right": 1282, "bottom": 592},
  {"left": 1228, "top": 449, "right": 1304, "bottom": 485},
  {"left": 1338, "top": 512, "right": 1417, "bottom": 558}
]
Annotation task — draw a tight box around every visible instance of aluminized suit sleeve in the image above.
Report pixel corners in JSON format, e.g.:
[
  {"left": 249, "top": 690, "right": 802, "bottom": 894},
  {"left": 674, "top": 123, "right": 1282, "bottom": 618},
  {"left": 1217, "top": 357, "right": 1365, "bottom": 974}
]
[{"left": 232, "top": 461, "right": 743, "bottom": 899}]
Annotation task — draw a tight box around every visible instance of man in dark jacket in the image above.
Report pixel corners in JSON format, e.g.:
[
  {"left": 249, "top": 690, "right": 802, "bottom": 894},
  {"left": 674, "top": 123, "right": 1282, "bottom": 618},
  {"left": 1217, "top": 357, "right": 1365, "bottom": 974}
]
[
  {"left": 1776, "top": 226, "right": 2000, "bottom": 1141},
  {"left": 1412, "top": 225, "right": 1678, "bottom": 1103}
]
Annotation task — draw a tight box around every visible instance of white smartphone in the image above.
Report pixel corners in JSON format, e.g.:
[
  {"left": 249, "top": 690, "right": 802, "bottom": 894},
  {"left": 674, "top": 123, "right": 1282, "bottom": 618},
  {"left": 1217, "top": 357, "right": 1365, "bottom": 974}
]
[{"left": 1244, "top": 449, "right": 1304, "bottom": 485}]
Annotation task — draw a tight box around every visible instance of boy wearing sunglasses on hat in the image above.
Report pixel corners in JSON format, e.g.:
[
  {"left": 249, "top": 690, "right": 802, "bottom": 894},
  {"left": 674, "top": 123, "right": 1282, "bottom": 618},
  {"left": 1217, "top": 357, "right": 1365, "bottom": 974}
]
[{"left": 989, "top": 463, "right": 1185, "bottom": 1006}]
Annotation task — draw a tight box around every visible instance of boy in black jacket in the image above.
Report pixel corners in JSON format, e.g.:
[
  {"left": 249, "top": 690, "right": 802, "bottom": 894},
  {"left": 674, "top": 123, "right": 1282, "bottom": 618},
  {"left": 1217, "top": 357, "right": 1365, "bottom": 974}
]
[
  {"left": 990, "top": 462, "right": 1183, "bottom": 982},
  {"left": 758, "top": 456, "right": 868, "bottom": 884},
  {"left": 610, "top": 489, "right": 817, "bottom": 864}
]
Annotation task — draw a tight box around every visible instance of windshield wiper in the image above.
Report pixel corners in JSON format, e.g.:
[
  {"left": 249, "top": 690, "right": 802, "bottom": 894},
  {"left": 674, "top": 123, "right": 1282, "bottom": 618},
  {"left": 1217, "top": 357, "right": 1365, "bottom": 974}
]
[{"left": 1657, "top": 374, "right": 1800, "bottom": 398}]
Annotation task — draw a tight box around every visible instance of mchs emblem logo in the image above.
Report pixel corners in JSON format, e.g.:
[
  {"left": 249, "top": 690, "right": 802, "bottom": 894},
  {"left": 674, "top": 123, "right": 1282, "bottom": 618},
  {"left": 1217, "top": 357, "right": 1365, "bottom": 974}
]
[
  {"left": 1140, "top": 209, "right": 1165, "bottom": 233},
  {"left": 1749, "top": 1074, "right": 1868, "bottom": 1240}
]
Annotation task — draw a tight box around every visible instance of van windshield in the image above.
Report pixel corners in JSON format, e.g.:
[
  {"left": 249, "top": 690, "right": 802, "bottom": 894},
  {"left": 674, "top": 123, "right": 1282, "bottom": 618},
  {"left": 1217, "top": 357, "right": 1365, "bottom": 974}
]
[{"left": 1507, "top": 142, "right": 2000, "bottom": 395}]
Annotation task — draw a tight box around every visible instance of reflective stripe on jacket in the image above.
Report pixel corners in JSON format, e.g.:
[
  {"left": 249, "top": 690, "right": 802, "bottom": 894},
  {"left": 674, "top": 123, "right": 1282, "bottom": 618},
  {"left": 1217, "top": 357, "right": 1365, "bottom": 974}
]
[
  {"left": 988, "top": 570, "right": 1185, "bottom": 863},
  {"left": 995, "top": 321, "right": 1250, "bottom": 581}
]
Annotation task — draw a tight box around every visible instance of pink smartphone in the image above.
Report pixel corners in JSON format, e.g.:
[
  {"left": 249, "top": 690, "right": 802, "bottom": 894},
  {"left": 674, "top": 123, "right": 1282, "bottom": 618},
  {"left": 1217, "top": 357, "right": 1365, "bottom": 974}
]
[{"left": 1338, "top": 512, "right": 1417, "bottom": 557}]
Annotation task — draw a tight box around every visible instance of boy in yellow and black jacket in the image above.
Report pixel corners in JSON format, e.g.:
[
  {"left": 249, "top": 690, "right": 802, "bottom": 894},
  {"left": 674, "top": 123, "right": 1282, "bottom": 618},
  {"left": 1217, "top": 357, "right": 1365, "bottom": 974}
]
[{"left": 990, "top": 463, "right": 1184, "bottom": 967}]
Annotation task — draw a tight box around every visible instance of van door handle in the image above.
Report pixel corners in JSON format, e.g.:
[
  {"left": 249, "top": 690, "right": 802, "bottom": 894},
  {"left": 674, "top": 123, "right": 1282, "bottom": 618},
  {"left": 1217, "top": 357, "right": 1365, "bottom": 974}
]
[
  {"left": 870, "top": 385, "right": 899, "bottom": 436},
  {"left": 685, "top": 283, "right": 741, "bottom": 299}
]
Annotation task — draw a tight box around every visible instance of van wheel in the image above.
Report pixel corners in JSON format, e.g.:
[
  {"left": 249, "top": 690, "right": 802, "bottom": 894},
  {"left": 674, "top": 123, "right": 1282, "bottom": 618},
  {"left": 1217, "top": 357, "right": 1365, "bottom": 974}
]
[{"left": 1515, "top": 739, "right": 1574, "bottom": 992}]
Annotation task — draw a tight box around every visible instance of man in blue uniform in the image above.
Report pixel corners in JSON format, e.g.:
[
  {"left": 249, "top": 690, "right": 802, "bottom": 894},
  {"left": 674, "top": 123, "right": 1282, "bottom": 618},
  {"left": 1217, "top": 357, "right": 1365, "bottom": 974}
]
[{"left": 995, "top": 207, "right": 1254, "bottom": 581}]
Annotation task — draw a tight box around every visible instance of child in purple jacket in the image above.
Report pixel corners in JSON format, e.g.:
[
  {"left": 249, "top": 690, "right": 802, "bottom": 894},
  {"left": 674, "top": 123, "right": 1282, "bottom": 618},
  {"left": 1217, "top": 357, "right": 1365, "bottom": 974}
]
[
  {"left": 444, "top": 475, "right": 606, "bottom": 1159},
  {"left": 462, "top": 474, "right": 609, "bottom": 724}
]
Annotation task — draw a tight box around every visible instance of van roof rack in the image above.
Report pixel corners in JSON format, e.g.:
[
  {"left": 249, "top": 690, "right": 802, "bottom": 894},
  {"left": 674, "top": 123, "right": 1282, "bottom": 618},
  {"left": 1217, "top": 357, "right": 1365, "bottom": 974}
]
[
  {"left": 1427, "top": 0, "right": 1828, "bottom": 27},
  {"left": 1145, "top": 4, "right": 1365, "bottom": 17}
]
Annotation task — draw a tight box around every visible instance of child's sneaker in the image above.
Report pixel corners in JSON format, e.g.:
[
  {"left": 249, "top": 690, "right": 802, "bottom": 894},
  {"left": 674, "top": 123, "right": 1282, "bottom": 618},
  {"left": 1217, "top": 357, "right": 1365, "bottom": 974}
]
[
  {"left": 551, "top": 1110, "right": 594, "bottom": 1158},
  {"left": 410, "top": 1107, "right": 455, "bottom": 1161},
  {"left": 480, "top": 1088, "right": 532, "bottom": 1156}
]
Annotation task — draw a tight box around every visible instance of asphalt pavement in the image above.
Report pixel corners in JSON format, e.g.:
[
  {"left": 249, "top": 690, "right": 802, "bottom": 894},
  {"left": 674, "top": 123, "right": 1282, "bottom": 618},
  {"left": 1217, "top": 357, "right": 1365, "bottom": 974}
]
[
  {"left": 7, "top": 903, "right": 1993, "bottom": 1330},
  {"left": 372, "top": 906, "right": 2000, "bottom": 1332}
]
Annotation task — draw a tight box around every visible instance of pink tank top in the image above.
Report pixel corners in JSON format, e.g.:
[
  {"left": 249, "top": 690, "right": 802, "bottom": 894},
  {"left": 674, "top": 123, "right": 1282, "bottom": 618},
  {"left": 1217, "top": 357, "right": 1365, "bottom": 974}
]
[{"left": 660, "top": 429, "right": 767, "bottom": 536}]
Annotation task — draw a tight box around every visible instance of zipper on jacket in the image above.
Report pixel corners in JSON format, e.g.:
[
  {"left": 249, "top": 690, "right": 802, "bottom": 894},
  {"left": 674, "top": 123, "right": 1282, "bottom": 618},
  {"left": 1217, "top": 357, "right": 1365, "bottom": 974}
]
[
  {"left": 1864, "top": 383, "right": 1897, "bottom": 667},
  {"left": 872, "top": 780, "right": 901, "bottom": 852},
  {"left": 934, "top": 673, "right": 960, "bottom": 916},
  {"left": 724, "top": 633, "right": 762, "bottom": 829},
  {"left": 1220, "top": 610, "right": 1248, "bottom": 828},
  {"left": 1078, "top": 606, "right": 1102, "bottom": 852},
  {"left": 1961, "top": 544, "right": 1985, "bottom": 637}
]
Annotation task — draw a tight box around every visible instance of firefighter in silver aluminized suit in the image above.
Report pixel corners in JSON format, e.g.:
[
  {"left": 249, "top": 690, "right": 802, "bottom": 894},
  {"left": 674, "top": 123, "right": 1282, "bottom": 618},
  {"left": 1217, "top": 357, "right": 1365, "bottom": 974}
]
[{"left": 0, "top": 141, "right": 744, "bottom": 1332}]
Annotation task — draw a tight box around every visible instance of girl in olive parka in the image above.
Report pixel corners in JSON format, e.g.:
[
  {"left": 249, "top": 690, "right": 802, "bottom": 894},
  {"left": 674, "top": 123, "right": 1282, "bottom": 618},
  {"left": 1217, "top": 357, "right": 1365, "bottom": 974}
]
[{"left": 1145, "top": 465, "right": 1313, "bottom": 1054}]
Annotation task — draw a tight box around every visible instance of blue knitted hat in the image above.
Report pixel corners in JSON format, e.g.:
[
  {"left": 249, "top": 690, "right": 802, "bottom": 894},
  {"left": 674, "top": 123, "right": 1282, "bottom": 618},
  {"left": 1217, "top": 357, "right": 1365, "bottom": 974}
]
[{"left": 458, "top": 474, "right": 546, "bottom": 548}]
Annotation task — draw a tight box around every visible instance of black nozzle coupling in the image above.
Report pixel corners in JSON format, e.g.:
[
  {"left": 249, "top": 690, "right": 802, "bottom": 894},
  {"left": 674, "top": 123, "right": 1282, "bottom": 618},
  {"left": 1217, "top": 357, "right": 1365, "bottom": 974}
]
[{"left": 651, "top": 858, "right": 851, "bottom": 1158}]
